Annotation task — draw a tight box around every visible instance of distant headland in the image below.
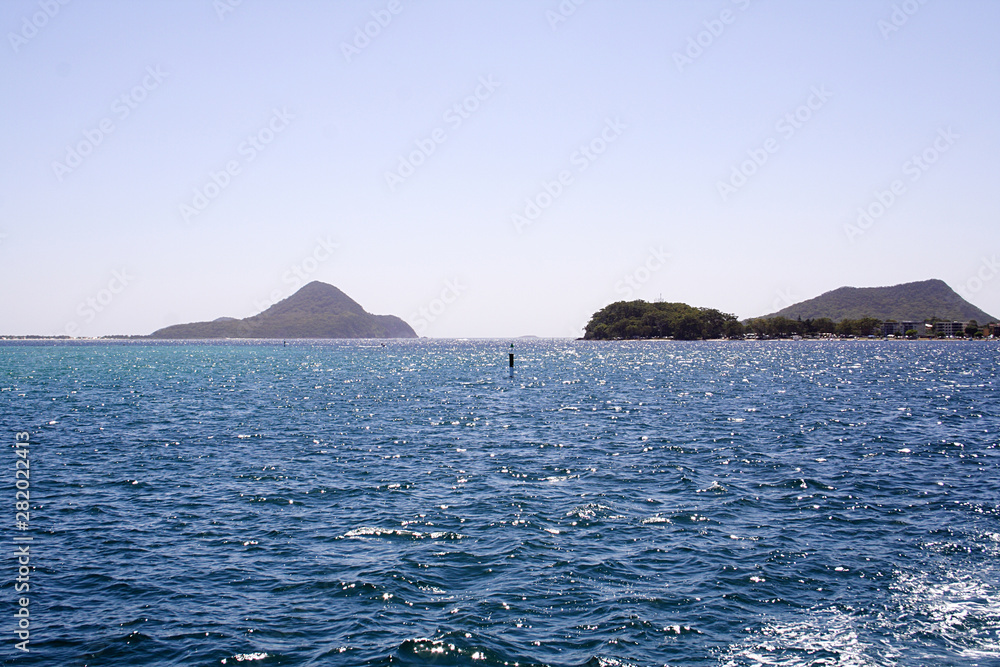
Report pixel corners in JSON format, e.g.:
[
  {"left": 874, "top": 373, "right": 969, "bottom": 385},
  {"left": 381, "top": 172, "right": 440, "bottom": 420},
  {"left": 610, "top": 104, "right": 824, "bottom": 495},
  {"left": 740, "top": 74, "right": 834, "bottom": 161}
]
[
  {"left": 148, "top": 281, "right": 417, "bottom": 339},
  {"left": 583, "top": 279, "right": 999, "bottom": 340},
  {"left": 760, "top": 279, "right": 995, "bottom": 323}
]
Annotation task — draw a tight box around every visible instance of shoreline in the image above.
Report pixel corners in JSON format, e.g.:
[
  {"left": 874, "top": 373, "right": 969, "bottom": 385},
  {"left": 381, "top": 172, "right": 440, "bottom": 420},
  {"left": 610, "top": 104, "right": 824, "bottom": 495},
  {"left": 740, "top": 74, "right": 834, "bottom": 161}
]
[{"left": 0, "top": 336, "right": 996, "bottom": 344}]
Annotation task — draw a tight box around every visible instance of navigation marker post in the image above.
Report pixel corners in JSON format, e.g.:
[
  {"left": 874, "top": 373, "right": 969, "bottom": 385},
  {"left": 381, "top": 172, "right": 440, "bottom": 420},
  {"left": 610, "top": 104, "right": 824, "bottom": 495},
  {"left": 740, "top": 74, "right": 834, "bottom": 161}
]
[{"left": 509, "top": 343, "right": 514, "bottom": 379}]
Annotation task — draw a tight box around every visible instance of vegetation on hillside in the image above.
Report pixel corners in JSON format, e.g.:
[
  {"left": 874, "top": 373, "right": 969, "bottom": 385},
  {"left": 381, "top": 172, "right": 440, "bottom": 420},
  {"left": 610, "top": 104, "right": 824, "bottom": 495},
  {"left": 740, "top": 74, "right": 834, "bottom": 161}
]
[
  {"left": 766, "top": 279, "right": 997, "bottom": 323},
  {"left": 742, "top": 316, "right": 883, "bottom": 338}
]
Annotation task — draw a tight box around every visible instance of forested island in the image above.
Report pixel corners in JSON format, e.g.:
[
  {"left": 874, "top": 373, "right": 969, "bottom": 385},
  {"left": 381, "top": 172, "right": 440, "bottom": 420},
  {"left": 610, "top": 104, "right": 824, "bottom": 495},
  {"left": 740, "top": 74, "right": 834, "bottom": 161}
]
[{"left": 584, "top": 301, "right": 743, "bottom": 340}]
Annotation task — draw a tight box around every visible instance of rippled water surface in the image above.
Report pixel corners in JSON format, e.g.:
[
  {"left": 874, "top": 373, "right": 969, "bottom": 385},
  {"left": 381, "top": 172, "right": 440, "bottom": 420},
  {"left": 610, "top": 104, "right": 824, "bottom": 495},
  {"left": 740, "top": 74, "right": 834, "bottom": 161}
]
[{"left": 2, "top": 339, "right": 999, "bottom": 666}]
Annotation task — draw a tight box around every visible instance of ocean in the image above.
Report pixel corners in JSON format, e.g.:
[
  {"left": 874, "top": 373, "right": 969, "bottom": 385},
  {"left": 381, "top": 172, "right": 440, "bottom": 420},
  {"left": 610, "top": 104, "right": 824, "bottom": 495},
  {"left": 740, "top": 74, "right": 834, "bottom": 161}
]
[{"left": 1, "top": 339, "right": 998, "bottom": 666}]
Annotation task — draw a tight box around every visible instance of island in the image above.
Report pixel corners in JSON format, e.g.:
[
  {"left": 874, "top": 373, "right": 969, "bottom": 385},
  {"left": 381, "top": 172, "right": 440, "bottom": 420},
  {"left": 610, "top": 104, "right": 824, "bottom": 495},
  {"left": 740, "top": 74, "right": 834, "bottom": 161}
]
[
  {"left": 149, "top": 281, "right": 417, "bottom": 339},
  {"left": 584, "top": 301, "right": 743, "bottom": 340}
]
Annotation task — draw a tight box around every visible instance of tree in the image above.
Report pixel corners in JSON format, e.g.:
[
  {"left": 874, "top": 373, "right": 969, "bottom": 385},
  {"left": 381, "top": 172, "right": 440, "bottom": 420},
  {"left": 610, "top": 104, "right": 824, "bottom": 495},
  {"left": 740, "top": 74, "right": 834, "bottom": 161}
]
[
  {"left": 674, "top": 313, "right": 703, "bottom": 340},
  {"left": 744, "top": 318, "right": 769, "bottom": 338},
  {"left": 857, "top": 317, "right": 882, "bottom": 336},
  {"left": 723, "top": 319, "right": 745, "bottom": 339},
  {"left": 812, "top": 318, "right": 836, "bottom": 334},
  {"left": 698, "top": 308, "right": 726, "bottom": 339},
  {"left": 835, "top": 319, "right": 856, "bottom": 337}
]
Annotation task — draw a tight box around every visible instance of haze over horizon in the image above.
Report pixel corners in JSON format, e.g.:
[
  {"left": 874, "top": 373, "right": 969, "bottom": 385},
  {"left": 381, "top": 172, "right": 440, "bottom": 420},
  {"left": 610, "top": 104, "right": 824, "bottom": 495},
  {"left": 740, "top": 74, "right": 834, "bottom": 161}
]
[{"left": 2, "top": 0, "right": 998, "bottom": 338}]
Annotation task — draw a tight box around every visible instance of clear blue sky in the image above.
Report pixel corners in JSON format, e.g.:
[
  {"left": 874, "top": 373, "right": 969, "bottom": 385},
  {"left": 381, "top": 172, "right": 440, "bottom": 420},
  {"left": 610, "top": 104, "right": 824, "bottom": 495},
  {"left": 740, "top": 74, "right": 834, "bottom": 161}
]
[{"left": 2, "top": 0, "right": 998, "bottom": 337}]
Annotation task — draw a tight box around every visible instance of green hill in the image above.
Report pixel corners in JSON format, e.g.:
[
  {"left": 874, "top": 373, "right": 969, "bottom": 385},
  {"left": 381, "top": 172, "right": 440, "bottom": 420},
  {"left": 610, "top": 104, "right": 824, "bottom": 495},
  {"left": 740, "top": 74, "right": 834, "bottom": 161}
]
[
  {"left": 762, "top": 279, "right": 996, "bottom": 323},
  {"left": 150, "top": 281, "right": 417, "bottom": 339}
]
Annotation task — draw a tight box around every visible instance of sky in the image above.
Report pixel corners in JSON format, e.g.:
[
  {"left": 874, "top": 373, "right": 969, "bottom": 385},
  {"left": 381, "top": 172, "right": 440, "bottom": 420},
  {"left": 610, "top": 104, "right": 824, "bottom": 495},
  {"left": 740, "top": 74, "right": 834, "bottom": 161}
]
[{"left": 1, "top": 0, "right": 998, "bottom": 338}]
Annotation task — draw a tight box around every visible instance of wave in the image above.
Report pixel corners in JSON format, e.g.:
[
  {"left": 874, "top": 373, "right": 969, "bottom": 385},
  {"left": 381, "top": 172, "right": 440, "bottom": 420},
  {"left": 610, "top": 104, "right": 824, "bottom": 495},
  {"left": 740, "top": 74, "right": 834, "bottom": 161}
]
[{"left": 340, "top": 526, "right": 467, "bottom": 541}]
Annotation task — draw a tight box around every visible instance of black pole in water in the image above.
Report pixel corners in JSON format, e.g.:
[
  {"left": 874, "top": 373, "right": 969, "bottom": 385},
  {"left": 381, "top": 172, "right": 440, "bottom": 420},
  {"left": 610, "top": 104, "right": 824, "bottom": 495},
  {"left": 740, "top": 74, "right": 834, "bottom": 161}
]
[{"left": 509, "top": 343, "right": 514, "bottom": 378}]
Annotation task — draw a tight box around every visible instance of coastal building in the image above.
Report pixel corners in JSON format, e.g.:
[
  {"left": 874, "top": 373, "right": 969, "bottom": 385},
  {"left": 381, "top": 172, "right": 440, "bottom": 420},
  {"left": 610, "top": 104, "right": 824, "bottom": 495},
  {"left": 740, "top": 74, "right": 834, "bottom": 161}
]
[
  {"left": 882, "top": 321, "right": 925, "bottom": 337},
  {"left": 933, "top": 321, "right": 966, "bottom": 336}
]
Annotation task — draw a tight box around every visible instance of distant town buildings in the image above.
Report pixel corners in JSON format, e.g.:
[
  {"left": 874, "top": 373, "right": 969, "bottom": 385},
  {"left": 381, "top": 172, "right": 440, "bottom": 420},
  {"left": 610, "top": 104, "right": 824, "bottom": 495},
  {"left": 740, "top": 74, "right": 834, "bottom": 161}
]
[
  {"left": 881, "top": 321, "right": 927, "bottom": 337},
  {"left": 880, "top": 319, "right": 996, "bottom": 338}
]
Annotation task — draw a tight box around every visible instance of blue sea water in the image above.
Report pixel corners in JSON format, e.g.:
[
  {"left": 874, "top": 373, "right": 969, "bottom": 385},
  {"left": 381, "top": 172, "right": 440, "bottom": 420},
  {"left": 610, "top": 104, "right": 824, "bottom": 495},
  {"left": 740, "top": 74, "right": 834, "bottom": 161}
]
[{"left": 1, "top": 339, "right": 999, "bottom": 666}]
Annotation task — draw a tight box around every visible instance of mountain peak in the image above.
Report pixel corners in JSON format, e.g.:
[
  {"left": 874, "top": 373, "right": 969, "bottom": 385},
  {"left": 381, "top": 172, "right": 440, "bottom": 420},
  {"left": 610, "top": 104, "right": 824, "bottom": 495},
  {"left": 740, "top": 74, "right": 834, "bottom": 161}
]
[{"left": 257, "top": 281, "right": 366, "bottom": 319}]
